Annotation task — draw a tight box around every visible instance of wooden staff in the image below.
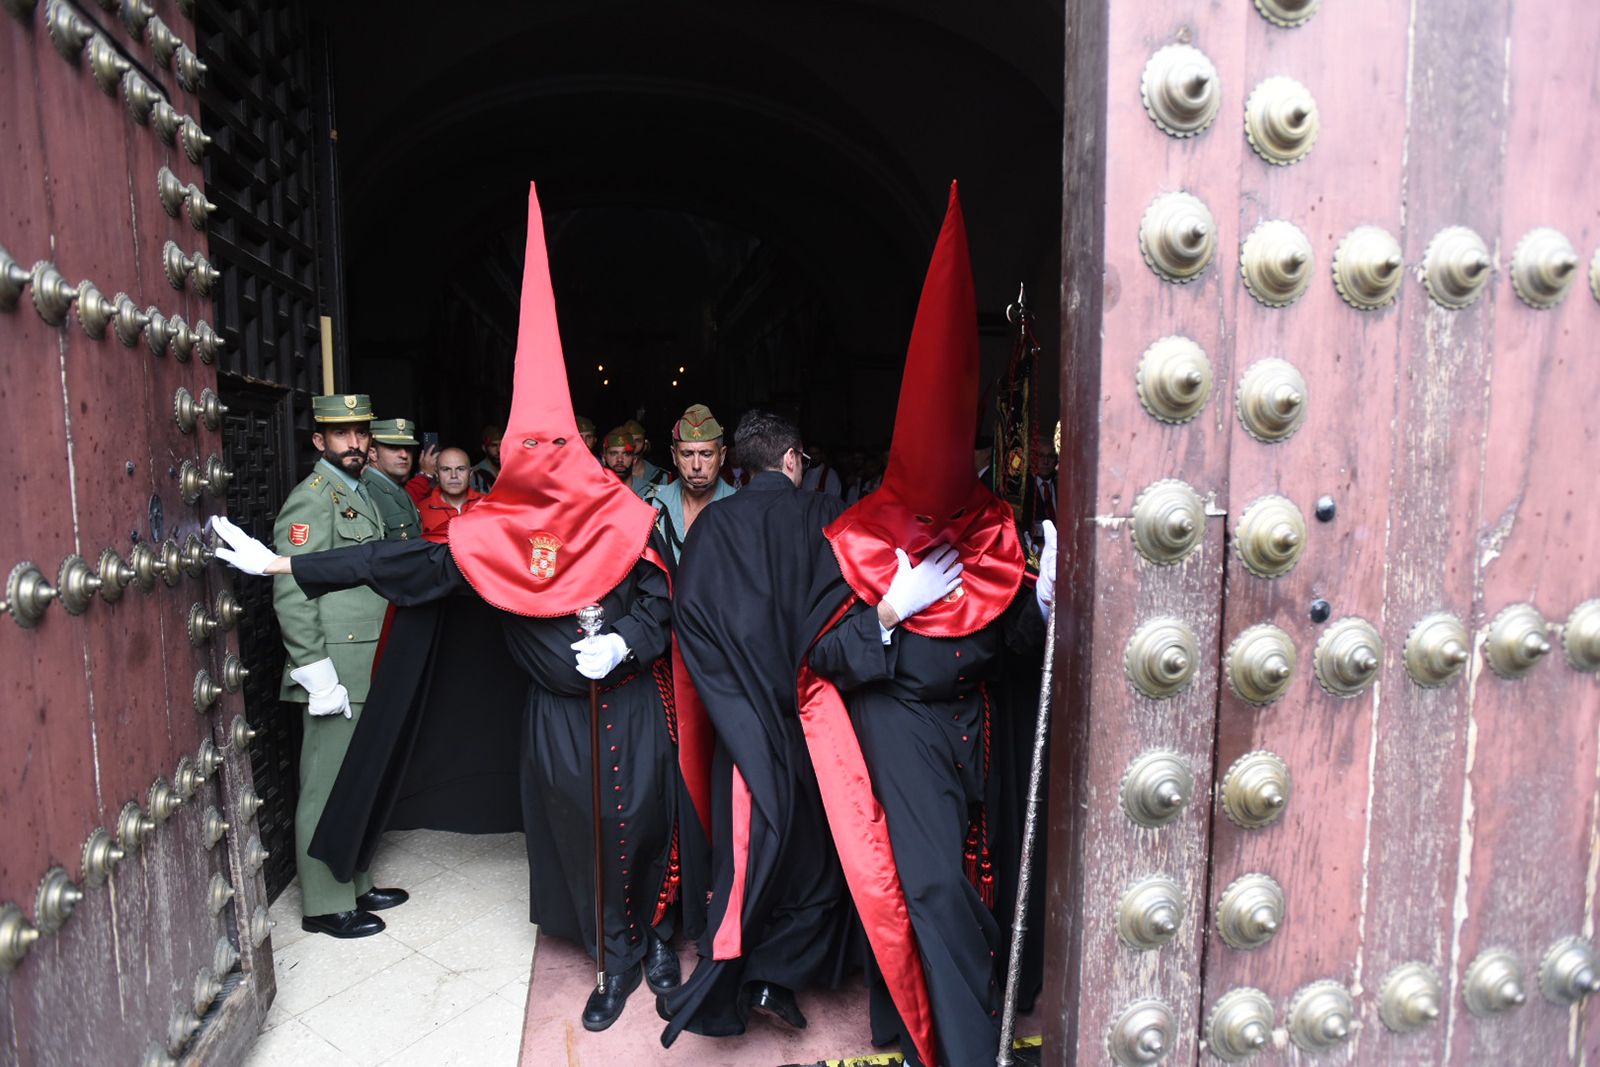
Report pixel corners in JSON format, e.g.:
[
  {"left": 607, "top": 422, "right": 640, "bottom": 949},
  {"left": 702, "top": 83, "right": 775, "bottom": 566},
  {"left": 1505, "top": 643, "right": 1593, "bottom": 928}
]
[{"left": 577, "top": 604, "right": 607, "bottom": 992}]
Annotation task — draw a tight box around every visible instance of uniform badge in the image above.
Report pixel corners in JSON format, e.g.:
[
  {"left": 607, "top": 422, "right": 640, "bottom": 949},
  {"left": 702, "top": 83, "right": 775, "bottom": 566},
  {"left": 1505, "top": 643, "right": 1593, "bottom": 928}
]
[
  {"left": 288, "top": 523, "right": 311, "bottom": 546},
  {"left": 528, "top": 531, "right": 562, "bottom": 582},
  {"left": 342, "top": 506, "right": 357, "bottom": 519}
]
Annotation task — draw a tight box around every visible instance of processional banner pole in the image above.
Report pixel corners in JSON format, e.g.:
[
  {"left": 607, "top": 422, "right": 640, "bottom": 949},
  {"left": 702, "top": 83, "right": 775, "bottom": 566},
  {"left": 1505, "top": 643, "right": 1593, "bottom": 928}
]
[{"left": 577, "top": 603, "right": 608, "bottom": 993}]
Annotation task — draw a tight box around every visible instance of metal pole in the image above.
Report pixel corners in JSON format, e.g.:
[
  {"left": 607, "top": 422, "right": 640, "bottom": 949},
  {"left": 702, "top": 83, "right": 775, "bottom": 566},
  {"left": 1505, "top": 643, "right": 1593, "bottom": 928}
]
[
  {"left": 578, "top": 604, "right": 607, "bottom": 992},
  {"left": 998, "top": 608, "right": 1057, "bottom": 1066}
]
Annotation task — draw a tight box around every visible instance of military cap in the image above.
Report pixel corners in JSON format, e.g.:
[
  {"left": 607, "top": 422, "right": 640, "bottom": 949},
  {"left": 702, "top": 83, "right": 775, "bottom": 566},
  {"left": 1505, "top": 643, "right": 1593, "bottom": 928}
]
[
  {"left": 603, "top": 426, "right": 636, "bottom": 452},
  {"left": 622, "top": 419, "right": 647, "bottom": 440},
  {"left": 370, "top": 417, "right": 419, "bottom": 446},
  {"left": 672, "top": 403, "right": 724, "bottom": 442},
  {"left": 311, "top": 393, "right": 374, "bottom": 424},
  {"left": 576, "top": 415, "right": 597, "bottom": 436}
]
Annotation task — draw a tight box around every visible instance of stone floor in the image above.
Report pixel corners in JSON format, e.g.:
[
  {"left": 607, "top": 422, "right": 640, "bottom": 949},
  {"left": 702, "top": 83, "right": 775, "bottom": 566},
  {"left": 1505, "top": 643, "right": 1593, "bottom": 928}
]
[{"left": 241, "top": 829, "right": 533, "bottom": 1067}]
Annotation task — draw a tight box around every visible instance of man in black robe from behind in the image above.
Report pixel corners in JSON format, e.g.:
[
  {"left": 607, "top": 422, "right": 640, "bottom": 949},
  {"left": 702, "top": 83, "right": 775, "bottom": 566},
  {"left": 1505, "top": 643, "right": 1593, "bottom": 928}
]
[{"left": 659, "top": 409, "right": 852, "bottom": 1045}]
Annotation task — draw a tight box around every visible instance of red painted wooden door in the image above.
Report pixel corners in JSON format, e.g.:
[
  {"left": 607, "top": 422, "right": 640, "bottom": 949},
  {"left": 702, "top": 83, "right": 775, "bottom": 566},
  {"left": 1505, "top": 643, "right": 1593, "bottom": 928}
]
[
  {"left": 0, "top": 2, "right": 272, "bottom": 1064},
  {"left": 1045, "top": 1, "right": 1600, "bottom": 1064}
]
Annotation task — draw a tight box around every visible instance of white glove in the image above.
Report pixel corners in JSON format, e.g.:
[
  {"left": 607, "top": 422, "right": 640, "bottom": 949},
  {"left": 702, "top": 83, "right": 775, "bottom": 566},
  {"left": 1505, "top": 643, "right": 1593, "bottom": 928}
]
[
  {"left": 571, "top": 632, "right": 629, "bottom": 680},
  {"left": 1035, "top": 519, "right": 1057, "bottom": 619},
  {"left": 289, "top": 657, "right": 352, "bottom": 719},
  {"left": 208, "top": 515, "right": 280, "bottom": 576},
  {"left": 881, "top": 544, "right": 964, "bottom": 625}
]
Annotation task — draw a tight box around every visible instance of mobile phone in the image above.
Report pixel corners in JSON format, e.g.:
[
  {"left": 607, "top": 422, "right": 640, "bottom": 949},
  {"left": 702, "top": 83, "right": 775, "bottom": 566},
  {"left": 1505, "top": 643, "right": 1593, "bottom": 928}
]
[{"left": 421, "top": 431, "right": 440, "bottom": 453}]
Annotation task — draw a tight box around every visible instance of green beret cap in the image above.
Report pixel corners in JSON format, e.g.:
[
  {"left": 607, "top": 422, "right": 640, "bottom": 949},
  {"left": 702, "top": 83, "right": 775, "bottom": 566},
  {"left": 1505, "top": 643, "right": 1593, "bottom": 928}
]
[
  {"left": 672, "top": 403, "right": 724, "bottom": 442},
  {"left": 370, "top": 417, "right": 419, "bottom": 446},
  {"left": 603, "top": 426, "right": 636, "bottom": 451},
  {"left": 576, "top": 415, "right": 597, "bottom": 436},
  {"left": 311, "top": 394, "right": 374, "bottom": 423}
]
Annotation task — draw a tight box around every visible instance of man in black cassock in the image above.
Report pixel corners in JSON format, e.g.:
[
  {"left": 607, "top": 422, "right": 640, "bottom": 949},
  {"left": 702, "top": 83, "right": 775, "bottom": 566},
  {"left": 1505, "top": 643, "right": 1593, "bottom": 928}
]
[
  {"left": 659, "top": 409, "right": 852, "bottom": 1045},
  {"left": 210, "top": 185, "right": 705, "bottom": 1033}
]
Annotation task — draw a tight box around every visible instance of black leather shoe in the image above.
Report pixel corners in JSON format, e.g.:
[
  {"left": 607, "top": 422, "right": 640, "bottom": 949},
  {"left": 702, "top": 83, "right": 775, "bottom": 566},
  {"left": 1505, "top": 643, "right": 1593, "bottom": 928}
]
[
  {"left": 645, "top": 933, "right": 681, "bottom": 994},
  {"left": 355, "top": 887, "right": 409, "bottom": 912},
  {"left": 582, "top": 964, "right": 643, "bottom": 1032},
  {"left": 301, "top": 910, "right": 385, "bottom": 939},
  {"left": 749, "top": 982, "right": 807, "bottom": 1030}
]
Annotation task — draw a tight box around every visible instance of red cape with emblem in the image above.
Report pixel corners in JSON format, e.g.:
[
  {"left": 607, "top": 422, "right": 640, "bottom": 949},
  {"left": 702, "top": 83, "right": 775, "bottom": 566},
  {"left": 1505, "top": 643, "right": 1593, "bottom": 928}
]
[
  {"left": 796, "top": 183, "right": 1025, "bottom": 1067},
  {"left": 449, "top": 184, "right": 715, "bottom": 835}
]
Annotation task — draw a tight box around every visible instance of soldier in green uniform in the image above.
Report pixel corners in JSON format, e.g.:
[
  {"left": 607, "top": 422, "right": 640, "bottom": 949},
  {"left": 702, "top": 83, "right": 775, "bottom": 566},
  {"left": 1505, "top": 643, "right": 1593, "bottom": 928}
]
[
  {"left": 274, "top": 393, "right": 409, "bottom": 938},
  {"left": 363, "top": 417, "right": 423, "bottom": 542}
]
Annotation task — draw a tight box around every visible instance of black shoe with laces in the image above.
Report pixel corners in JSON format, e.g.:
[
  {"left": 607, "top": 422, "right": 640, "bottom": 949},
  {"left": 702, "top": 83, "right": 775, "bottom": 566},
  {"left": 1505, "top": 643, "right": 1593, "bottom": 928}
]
[{"left": 582, "top": 963, "right": 644, "bottom": 1032}]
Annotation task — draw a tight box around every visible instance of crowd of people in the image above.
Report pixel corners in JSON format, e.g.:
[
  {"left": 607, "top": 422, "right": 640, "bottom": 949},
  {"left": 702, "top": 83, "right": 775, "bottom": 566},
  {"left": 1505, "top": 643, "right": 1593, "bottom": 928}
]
[{"left": 209, "top": 183, "right": 1055, "bottom": 1066}]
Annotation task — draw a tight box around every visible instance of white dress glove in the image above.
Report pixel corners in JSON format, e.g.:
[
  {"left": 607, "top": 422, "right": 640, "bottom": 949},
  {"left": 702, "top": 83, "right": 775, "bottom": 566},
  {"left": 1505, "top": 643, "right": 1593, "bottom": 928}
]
[
  {"left": 1035, "top": 519, "right": 1057, "bottom": 619},
  {"left": 881, "top": 544, "right": 964, "bottom": 624},
  {"left": 289, "top": 657, "right": 352, "bottom": 719},
  {"left": 208, "top": 515, "right": 280, "bottom": 576},
  {"left": 571, "top": 632, "right": 629, "bottom": 680}
]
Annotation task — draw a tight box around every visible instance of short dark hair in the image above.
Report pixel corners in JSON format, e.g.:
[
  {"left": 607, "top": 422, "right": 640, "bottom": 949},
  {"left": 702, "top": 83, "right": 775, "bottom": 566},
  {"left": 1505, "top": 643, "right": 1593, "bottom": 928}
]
[{"left": 733, "top": 409, "right": 801, "bottom": 472}]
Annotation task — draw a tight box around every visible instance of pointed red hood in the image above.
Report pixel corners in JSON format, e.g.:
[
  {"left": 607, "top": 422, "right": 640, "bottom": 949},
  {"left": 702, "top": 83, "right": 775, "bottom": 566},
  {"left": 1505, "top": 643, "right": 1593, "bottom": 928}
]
[
  {"left": 449, "top": 185, "right": 657, "bottom": 617},
  {"left": 824, "top": 183, "right": 1024, "bottom": 637}
]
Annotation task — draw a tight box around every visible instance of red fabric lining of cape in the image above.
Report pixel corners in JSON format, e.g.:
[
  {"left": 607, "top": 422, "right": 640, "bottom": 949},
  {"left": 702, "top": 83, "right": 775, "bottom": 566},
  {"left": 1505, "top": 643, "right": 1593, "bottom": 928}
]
[{"left": 796, "top": 594, "right": 938, "bottom": 1067}]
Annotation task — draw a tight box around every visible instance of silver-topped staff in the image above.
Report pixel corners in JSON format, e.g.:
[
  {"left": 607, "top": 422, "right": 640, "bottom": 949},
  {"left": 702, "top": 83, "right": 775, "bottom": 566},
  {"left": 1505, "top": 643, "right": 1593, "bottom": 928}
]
[{"left": 576, "top": 602, "right": 607, "bottom": 992}]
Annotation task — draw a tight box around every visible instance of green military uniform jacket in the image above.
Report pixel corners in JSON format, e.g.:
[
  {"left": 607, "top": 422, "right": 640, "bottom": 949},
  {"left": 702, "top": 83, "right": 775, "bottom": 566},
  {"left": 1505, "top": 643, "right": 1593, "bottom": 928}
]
[
  {"left": 361, "top": 465, "right": 422, "bottom": 542},
  {"left": 273, "top": 459, "right": 388, "bottom": 703}
]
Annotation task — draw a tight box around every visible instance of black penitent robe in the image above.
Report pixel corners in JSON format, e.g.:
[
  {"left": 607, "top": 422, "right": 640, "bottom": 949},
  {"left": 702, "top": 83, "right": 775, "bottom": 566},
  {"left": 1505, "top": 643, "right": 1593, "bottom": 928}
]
[
  {"left": 660, "top": 471, "right": 852, "bottom": 1044},
  {"left": 809, "top": 571, "right": 1044, "bottom": 1067},
  {"left": 299, "top": 539, "right": 701, "bottom": 972}
]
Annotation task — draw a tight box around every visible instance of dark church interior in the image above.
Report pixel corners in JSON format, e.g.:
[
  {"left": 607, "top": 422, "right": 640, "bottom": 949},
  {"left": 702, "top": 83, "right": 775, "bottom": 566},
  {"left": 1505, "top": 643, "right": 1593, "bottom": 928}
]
[{"left": 326, "top": 1, "right": 1063, "bottom": 455}]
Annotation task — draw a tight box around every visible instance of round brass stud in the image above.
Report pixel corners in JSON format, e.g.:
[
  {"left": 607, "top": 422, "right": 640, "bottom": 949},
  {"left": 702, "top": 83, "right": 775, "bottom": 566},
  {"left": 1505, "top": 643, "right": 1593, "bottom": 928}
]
[
  {"left": 80, "top": 826, "right": 124, "bottom": 888},
  {"left": 1116, "top": 875, "right": 1185, "bottom": 951},
  {"left": 1136, "top": 336, "right": 1213, "bottom": 424},
  {"left": 1141, "top": 44, "right": 1221, "bottom": 138},
  {"left": 1333, "top": 225, "right": 1404, "bottom": 310},
  {"left": 1140, "top": 192, "right": 1217, "bottom": 284},
  {"left": 172, "top": 756, "right": 199, "bottom": 799},
  {"left": 46, "top": 0, "right": 95, "bottom": 60},
  {"left": 1313, "top": 616, "right": 1383, "bottom": 697},
  {"left": 202, "top": 808, "right": 230, "bottom": 849},
  {"left": 1403, "top": 611, "right": 1471, "bottom": 688},
  {"left": 87, "top": 35, "right": 130, "bottom": 95},
  {"left": 1235, "top": 358, "right": 1307, "bottom": 443},
  {"left": 207, "top": 873, "right": 235, "bottom": 915},
  {"left": 180, "top": 533, "right": 211, "bottom": 578},
  {"left": 1287, "top": 980, "right": 1354, "bottom": 1053},
  {"left": 116, "top": 801, "right": 156, "bottom": 854},
  {"left": 1562, "top": 599, "right": 1600, "bottom": 673},
  {"left": 1422, "top": 226, "right": 1492, "bottom": 309},
  {"left": 1244, "top": 75, "right": 1319, "bottom": 165},
  {"left": 1220, "top": 750, "right": 1291, "bottom": 829},
  {"left": 5, "top": 560, "right": 59, "bottom": 628},
  {"left": 1206, "top": 987, "right": 1274, "bottom": 1062},
  {"left": 249, "top": 904, "right": 273, "bottom": 947},
  {"left": 56, "top": 554, "right": 103, "bottom": 615},
  {"left": 75, "top": 281, "right": 114, "bottom": 340},
  {"left": 29, "top": 261, "right": 77, "bottom": 326},
  {"left": 1511, "top": 227, "right": 1580, "bottom": 309},
  {"left": 239, "top": 788, "right": 264, "bottom": 822},
  {"left": 179, "top": 458, "right": 209, "bottom": 505},
  {"left": 196, "top": 738, "right": 224, "bottom": 778},
  {"left": 1107, "top": 998, "right": 1175, "bottom": 1066},
  {"left": 1484, "top": 602, "right": 1550, "bottom": 680},
  {"left": 148, "top": 777, "right": 182, "bottom": 824},
  {"left": 1132, "top": 479, "right": 1205, "bottom": 565},
  {"left": 1225, "top": 625, "right": 1296, "bottom": 705},
  {"left": 1539, "top": 936, "right": 1600, "bottom": 1005},
  {"left": 1464, "top": 947, "right": 1527, "bottom": 1016},
  {"left": 0, "top": 903, "right": 40, "bottom": 975},
  {"left": 156, "top": 538, "right": 182, "bottom": 588},
  {"left": 1120, "top": 749, "right": 1194, "bottom": 828},
  {"left": 213, "top": 936, "right": 240, "bottom": 975},
  {"left": 97, "top": 548, "right": 135, "bottom": 603},
  {"left": 1254, "top": 0, "right": 1320, "bottom": 28},
  {"left": 128, "top": 542, "right": 160, "bottom": 591},
  {"left": 112, "top": 292, "right": 149, "bottom": 347},
  {"left": 193, "top": 670, "right": 222, "bottom": 713},
  {"left": 215, "top": 589, "right": 244, "bottom": 628},
  {"left": 192, "top": 967, "right": 222, "bottom": 1013},
  {"left": 243, "top": 835, "right": 269, "bottom": 873},
  {"left": 1241, "top": 219, "right": 1314, "bottom": 307},
  {"left": 222, "top": 654, "right": 251, "bottom": 692},
  {"left": 34, "top": 866, "right": 84, "bottom": 935},
  {"left": 1215, "top": 872, "right": 1284, "bottom": 950},
  {"left": 0, "top": 244, "right": 27, "bottom": 311},
  {"left": 167, "top": 1005, "right": 199, "bottom": 1055},
  {"left": 188, "top": 603, "right": 218, "bottom": 647},
  {"left": 230, "top": 714, "right": 257, "bottom": 750},
  {"left": 1124, "top": 617, "right": 1199, "bottom": 699},
  {"left": 1233, "top": 495, "right": 1306, "bottom": 578},
  {"left": 1378, "top": 961, "right": 1442, "bottom": 1033}
]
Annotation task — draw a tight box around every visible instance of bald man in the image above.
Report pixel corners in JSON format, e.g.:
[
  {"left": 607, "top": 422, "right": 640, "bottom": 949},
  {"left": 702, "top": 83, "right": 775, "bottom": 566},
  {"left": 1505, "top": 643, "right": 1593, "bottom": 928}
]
[{"left": 418, "top": 447, "right": 483, "bottom": 543}]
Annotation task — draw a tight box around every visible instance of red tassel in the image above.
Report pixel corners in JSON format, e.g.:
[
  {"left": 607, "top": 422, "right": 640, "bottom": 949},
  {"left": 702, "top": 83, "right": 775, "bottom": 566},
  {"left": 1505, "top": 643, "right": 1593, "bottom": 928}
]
[
  {"left": 963, "top": 820, "right": 980, "bottom": 885},
  {"left": 979, "top": 866, "right": 996, "bottom": 909}
]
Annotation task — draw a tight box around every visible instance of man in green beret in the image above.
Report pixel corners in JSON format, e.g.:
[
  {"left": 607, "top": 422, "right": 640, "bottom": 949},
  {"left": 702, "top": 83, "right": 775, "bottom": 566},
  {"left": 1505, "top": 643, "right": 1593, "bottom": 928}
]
[
  {"left": 273, "top": 393, "right": 408, "bottom": 938},
  {"left": 576, "top": 415, "right": 598, "bottom": 455},
  {"left": 363, "top": 417, "right": 422, "bottom": 542},
  {"left": 623, "top": 418, "right": 672, "bottom": 498},
  {"left": 601, "top": 426, "right": 638, "bottom": 483},
  {"left": 650, "top": 403, "right": 736, "bottom": 564}
]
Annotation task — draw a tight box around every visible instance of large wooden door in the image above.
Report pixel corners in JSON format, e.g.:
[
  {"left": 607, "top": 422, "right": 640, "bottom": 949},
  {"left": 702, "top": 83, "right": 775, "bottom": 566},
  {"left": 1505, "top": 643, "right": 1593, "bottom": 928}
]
[
  {"left": 1045, "top": 0, "right": 1600, "bottom": 1063},
  {"left": 0, "top": 2, "right": 273, "bottom": 1063}
]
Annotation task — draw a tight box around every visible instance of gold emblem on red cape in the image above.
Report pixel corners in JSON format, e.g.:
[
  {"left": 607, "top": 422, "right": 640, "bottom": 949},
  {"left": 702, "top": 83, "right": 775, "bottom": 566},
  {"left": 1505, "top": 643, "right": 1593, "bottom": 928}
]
[
  {"left": 528, "top": 531, "right": 562, "bottom": 582},
  {"left": 944, "top": 585, "right": 965, "bottom": 603}
]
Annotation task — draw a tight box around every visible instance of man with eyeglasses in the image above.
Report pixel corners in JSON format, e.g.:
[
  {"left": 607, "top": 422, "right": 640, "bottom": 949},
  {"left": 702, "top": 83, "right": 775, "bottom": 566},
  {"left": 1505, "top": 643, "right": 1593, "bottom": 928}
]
[{"left": 660, "top": 409, "right": 851, "bottom": 1047}]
